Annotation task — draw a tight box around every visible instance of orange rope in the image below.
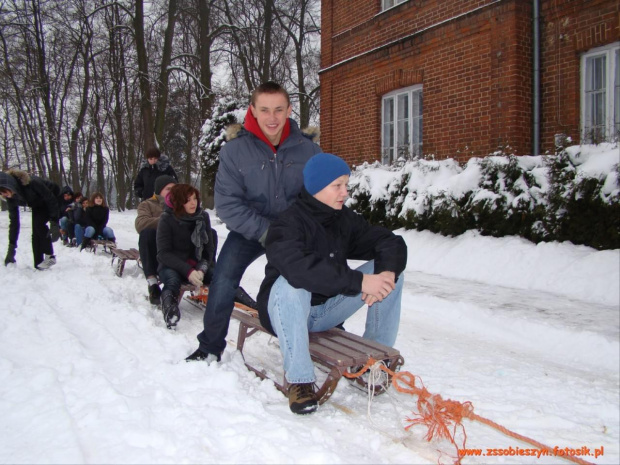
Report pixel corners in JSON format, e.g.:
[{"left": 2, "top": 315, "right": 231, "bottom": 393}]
[{"left": 344, "top": 358, "right": 595, "bottom": 465}]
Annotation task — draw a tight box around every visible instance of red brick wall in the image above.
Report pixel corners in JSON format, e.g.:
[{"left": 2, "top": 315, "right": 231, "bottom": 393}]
[
  {"left": 320, "top": 0, "right": 619, "bottom": 165},
  {"left": 540, "top": 0, "right": 619, "bottom": 151}
]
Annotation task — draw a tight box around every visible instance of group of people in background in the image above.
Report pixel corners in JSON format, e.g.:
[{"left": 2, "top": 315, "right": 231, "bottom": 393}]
[{"left": 1, "top": 81, "right": 407, "bottom": 417}]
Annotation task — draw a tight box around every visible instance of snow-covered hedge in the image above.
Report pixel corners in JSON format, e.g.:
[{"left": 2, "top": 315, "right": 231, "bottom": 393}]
[{"left": 348, "top": 144, "right": 620, "bottom": 250}]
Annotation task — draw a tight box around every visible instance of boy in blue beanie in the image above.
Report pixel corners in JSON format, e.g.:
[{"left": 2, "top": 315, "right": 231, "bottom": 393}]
[{"left": 256, "top": 153, "right": 408, "bottom": 415}]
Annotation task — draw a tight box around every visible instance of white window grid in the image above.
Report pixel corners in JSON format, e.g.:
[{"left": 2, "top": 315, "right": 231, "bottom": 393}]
[
  {"left": 581, "top": 42, "right": 620, "bottom": 144},
  {"left": 382, "top": 85, "right": 423, "bottom": 164}
]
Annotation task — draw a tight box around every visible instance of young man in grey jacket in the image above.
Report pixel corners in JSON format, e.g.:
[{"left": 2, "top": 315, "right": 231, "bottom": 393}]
[{"left": 186, "top": 81, "right": 321, "bottom": 362}]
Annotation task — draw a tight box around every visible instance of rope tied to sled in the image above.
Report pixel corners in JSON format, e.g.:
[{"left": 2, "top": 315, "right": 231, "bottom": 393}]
[{"left": 344, "top": 358, "right": 595, "bottom": 465}]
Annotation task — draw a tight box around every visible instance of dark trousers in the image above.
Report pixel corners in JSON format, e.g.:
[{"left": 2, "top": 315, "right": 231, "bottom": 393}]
[
  {"left": 138, "top": 228, "right": 158, "bottom": 278},
  {"left": 197, "top": 231, "right": 264, "bottom": 355},
  {"left": 32, "top": 208, "right": 53, "bottom": 268}
]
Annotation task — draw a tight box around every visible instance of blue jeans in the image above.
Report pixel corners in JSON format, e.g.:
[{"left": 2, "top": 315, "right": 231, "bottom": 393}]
[
  {"left": 84, "top": 226, "right": 115, "bottom": 240},
  {"left": 267, "top": 260, "right": 404, "bottom": 384},
  {"left": 158, "top": 266, "right": 185, "bottom": 296},
  {"left": 59, "top": 217, "right": 74, "bottom": 239},
  {"left": 197, "top": 231, "right": 265, "bottom": 354},
  {"left": 74, "top": 225, "right": 85, "bottom": 244}
]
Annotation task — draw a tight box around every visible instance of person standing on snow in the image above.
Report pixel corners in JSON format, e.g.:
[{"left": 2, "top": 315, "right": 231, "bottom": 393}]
[
  {"left": 133, "top": 147, "right": 178, "bottom": 202},
  {"left": 257, "top": 153, "right": 407, "bottom": 414},
  {"left": 186, "top": 81, "right": 321, "bottom": 363},
  {"left": 0, "top": 170, "right": 61, "bottom": 270}
]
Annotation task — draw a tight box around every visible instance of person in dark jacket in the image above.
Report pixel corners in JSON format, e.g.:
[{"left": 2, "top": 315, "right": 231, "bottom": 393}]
[
  {"left": 58, "top": 186, "right": 75, "bottom": 245},
  {"left": 0, "top": 170, "right": 61, "bottom": 270},
  {"left": 73, "top": 196, "right": 89, "bottom": 246},
  {"left": 156, "top": 184, "right": 216, "bottom": 329},
  {"left": 133, "top": 147, "right": 178, "bottom": 202},
  {"left": 135, "top": 175, "right": 177, "bottom": 305},
  {"left": 79, "top": 192, "right": 115, "bottom": 250},
  {"left": 256, "top": 153, "right": 407, "bottom": 415},
  {"left": 186, "top": 81, "right": 321, "bottom": 363}
]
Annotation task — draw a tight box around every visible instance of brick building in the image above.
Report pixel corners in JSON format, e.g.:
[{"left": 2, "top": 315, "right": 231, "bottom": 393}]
[{"left": 319, "top": 0, "right": 619, "bottom": 166}]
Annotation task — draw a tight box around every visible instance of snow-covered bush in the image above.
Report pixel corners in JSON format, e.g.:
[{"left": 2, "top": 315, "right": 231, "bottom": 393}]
[
  {"left": 198, "top": 97, "right": 245, "bottom": 202},
  {"left": 348, "top": 144, "right": 620, "bottom": 250}
]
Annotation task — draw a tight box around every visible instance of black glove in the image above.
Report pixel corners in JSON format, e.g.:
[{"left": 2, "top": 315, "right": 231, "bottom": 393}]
[
  {"left": 4, "top": 242, "right": 16, "bottom": 266},
  {"left": 48, "top": 221, "right": 60, "bottom": 242}
]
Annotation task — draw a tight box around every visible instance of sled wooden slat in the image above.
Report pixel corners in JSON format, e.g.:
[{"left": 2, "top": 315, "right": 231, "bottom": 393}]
[
  {"left": 231, "top": 308, "right": 404, "bottom": 405},
  {"left": 110, "top": 248, "right": 141, "bottom": 277}
]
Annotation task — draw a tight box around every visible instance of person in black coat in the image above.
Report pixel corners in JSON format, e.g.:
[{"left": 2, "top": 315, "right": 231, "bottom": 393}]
[
  {"left": 58, "top": 186, "right": 75, "bottom": 244},
  {"left": 79, "top": 192, "right": 116, "bottom": 250},
  {"left": 256, "top": 153, "right": 408, "bottom": 415},
  {"left": 0, "top": 169, "right": 61, "bottom": 270},
  {"left": 133, "top": 147, "right": 178, "bottom": 202},
  {"left": 156, "top": 184, "right": 215, "bottom": 329}
]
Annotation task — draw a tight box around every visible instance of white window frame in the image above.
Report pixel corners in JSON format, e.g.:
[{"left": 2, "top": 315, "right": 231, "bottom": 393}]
[
  {"left": 381, "top": 0, "right": 408, "bottom": 12},
  {"left": 382, "top": 85, "right": 423, "bottom": 164},
  {"left": 580, "top": 42, "right": 620, "bottom": 143}
]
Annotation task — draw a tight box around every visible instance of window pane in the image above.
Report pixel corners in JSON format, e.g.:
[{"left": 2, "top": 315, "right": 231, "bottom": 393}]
[
  {"left": 411, "top": 90, "right": 423, "bottom": 157},
  {"left": 382, "top": 97, "right": 394, "bottom": 164},
  {"left": 397, "top": 93, "right": 410, "bottom": 156},
  {"left": 615, "top": 49, "right": 619, "bottom": 140},
  {"left": 584, "top": 55, "right": 607, "bottom": 142}
]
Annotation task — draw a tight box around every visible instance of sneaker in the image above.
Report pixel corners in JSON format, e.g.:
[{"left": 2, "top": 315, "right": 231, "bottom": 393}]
[
  {"left": 185, "top": 349, "right": 221, "bottom": 364},
  {"left": 148, "top": 284, "right": 162, "bottom": 306},
  {"left": 288, "top": 383, "right": 318, "bottom": 415},
  {"left": 36, "top": 255, "right": 57, "bottom": 270}
]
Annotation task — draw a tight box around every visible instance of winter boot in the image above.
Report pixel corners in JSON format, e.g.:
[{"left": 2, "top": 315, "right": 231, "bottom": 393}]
[
  {"left": 79, "top": 237, "right": 92, "bottom": 252},
  {"left": 234, "top": 286, "right": 258, "bottom": 309},
  {"left": 185, "top": 349, "right": 221, "bottom": 364},
  {"left": 148, "top": 283, "right": 162, "bottom": 306},
  {"left": 161, "top": 289, "right": 180, "bottom": 329},
  {"left": 288, "top": 383, "right": 318, "bottom": 415}
]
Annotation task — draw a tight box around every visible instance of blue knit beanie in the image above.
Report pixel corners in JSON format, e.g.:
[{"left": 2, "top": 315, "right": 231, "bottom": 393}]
[{"left": 303, "top": 153, "right": 351, "bottom": 195}]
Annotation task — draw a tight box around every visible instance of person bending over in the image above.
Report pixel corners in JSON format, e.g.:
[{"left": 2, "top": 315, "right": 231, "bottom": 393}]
[{"left": 0, "top": 170, "right": 61, "bottom": 270}]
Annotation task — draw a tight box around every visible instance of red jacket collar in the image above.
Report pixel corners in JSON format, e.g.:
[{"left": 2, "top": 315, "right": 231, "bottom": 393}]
[{"left": 243, "top": 106, "right": 291, "bottom": 153}]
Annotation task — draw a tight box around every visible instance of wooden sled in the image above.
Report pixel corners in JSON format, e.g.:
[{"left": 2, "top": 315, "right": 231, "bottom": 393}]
[
  {"left": 88, "top": 239, "right": 117, "bottom": 254},
  {"left": 231, "top": 307, "right": 404, "bottom": 405},
  {"left": 110, "top": 248, "right": 141, "bottom": 277}
]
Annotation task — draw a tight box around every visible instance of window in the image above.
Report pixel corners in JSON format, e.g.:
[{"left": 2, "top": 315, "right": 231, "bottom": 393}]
[
  {"left": 382, "top": 0, "right": 407, "bottom": 12},
  {"left": 581, "top": 42, "right": 620, "bottom": 143},
  {"left": 382, "top": 86, "right": 423, "bottom": 164}
]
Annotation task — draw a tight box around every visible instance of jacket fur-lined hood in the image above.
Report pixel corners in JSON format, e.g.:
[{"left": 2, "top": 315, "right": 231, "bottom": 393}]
[
  {"left": 225, "top": 123, "right": 320, "bottom": 143},
  {"left": 7, "top": 169, "right": 31, "bottom": 186}
]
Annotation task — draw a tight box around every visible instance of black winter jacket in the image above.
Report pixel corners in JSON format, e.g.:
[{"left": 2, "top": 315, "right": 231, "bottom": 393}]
[
  {"left": 58, "top": 186, "right": 74, "bottom": 219},
  {"left": 85, "top": 205, "right": 110, "bottom": 237},
  {"left": 133, "top": 156, "right": 177, "bottom": 201},
  {"left": 0, "top": 170, "right": 60, "bottom": 246},
  {"left": 257, "top": 188, "right": 408, "bottom": 334},
  {"left": 156, "top": 204, "right": 215, "bottom": 279}
]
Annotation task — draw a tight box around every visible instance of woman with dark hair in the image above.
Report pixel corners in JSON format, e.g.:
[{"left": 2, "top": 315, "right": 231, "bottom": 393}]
[
  {"left": 80, "top": 192, "right": 116, "bottom": 251},
  {"left": 156, "top": 184, "right": 215, "bottom": 329}
]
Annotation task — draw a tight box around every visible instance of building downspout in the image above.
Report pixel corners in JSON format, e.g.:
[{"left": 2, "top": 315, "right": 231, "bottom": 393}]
[{"left": 532, "top": 0, "right": 540, "bottom": 155}]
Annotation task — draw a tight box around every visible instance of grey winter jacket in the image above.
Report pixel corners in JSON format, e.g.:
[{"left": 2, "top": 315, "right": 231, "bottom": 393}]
[{"left": 214, "top": 120, "right": 321, "bottom": 241}]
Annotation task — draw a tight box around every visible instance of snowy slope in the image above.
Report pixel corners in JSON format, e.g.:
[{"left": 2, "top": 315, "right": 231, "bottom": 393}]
[{"left": 0, "top": 210, "right": 618, "bottom": 464}]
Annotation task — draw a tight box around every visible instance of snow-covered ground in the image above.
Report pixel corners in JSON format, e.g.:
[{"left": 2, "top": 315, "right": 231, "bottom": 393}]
[{"left": 0, "top": 210, "right": 618, "bottom": 464}]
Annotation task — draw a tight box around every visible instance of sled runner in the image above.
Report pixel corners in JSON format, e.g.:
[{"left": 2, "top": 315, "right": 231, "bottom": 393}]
[
  {"left": 88, "top": 239, "right": 117, "bottom": 254},
  {"left": 231, "top": 306, "right": 404, "bottom": 405},
  {"left": 110, "top": 248, "right": 141, "bottom": 277}
]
